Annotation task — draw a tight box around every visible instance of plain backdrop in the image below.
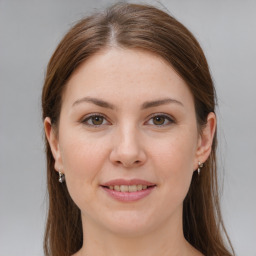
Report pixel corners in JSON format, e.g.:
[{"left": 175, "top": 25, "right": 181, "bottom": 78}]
[{"left": 0, "top": 0, "right": 255, "bottom": 255}]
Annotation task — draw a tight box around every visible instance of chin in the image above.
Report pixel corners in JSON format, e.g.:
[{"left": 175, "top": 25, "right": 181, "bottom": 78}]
[
  {"left": 105, "top": 223, "right": 152, "bottom": 238},
  {"left": 97, "top": 210, "right": 158, "bottom": 237}
]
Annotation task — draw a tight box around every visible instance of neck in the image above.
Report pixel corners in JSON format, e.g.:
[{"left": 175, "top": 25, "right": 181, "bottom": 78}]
[{"left": 75, "top": 209, "right": 199, "bottom": 256}]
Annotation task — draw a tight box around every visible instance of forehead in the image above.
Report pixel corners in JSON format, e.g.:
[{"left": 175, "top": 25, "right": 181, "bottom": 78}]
[{"left": 62, "top": 48, "right": 194, "bottom": 108}]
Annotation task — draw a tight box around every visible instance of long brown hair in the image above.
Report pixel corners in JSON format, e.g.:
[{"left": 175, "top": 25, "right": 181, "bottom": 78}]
[{"left": 42, "top": 3, "right": 234, "bottom": 256}]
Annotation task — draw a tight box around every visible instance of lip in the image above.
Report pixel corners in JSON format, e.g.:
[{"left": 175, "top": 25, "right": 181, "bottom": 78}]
[
  {"left": 100, "top": 179, "right": 156, "bottom": 202},
  {"left": 101, "top": 186, "right": 156, "bottom": 202},
  {"left": 101, "top": 179, "right": 156, "bottom": 186}
]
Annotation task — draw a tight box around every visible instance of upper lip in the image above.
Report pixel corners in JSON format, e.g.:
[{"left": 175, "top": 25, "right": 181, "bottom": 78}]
[{"left": 101, "top": 179, "right": 156, "bottom": 187}]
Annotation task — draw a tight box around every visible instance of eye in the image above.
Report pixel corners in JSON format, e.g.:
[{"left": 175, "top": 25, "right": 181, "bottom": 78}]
[
  {"left": 82, "top": 114, "right": 110, "bottom": 127},
  {"left": 146, "top": 114, "right": 174, "bottom": 126}
]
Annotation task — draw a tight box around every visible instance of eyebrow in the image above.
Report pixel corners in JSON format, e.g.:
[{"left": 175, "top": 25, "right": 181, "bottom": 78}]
[
  {"left": 72, "top": 97, "right": 115, "bottom": 109},
  {"left": 141, "top": 98, "right": 184, "bottom": 109},
  {"left": 72, "top": 97, "right": 183, "bottom": 109}
]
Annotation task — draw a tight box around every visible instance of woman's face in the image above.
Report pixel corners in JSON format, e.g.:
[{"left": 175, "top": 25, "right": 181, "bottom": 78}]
[{"left": 46, "top": 48, "right": 214, "bottom": 236}]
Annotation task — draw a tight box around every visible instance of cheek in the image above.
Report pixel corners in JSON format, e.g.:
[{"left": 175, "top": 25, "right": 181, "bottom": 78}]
[
  {"left": 151, "top": 130, "right": 197, "bottom": 202},
  {"left": 61, "top": 129, "right": 109, "bottom": 172},
  {"left": 59, "top": 131, "right": 110, "bottom": 202}
]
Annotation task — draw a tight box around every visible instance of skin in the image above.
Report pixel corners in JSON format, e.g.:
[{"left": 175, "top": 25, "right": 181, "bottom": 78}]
[{"left": 45, "top": 48, "right": 216, "bottom": 256}]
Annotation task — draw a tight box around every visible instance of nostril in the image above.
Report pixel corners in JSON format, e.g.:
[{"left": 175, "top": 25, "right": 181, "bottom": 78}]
[
  {"left": 116, "top": 161, "right": 122, "bottom": 165},
  {"left": 115, "top": 160, "right": 141, "bottom": 167}
]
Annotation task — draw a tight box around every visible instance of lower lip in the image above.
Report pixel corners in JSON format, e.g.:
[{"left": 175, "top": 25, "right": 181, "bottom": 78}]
[{"left": 101, "top": 186, "right": 156, "bottom": 202}]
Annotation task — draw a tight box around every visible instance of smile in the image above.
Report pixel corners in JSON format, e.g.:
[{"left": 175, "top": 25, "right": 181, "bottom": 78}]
[
  {"left": 103, "top": 184, "right": 154, "bottom": 192},
  {"left": 100, "top": 179, "right": 156, "bottom": 202}
]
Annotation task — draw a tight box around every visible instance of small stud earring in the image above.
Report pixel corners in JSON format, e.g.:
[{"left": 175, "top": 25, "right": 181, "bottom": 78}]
[
  {"left": 197, "top": 161, "right": 204, "bottom": 175},
  {"left": 58, "top": 171, "right": 65, "bottom": 183}
]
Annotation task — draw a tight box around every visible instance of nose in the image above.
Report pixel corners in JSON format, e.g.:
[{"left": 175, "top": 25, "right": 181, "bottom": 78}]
[{"left": 109, "top": 125, "right": 147, "bottom": 168}]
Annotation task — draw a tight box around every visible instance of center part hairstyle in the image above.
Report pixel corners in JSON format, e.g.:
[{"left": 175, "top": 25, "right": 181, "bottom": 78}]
[{"left": 42, "top": 3, "right": 234, "bottom": 256}]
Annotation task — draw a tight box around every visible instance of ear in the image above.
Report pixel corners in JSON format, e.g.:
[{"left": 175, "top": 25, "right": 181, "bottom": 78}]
[
  {"left": 44, "top": 117, "right": 64, "bottom": 173},
  {"left": 194, "top": 112, "right": 216, "bottom": 168}
]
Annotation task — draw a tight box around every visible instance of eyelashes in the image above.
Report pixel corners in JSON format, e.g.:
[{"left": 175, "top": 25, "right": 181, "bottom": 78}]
[
  {"left": 81, "top": 114, "right": 110, "bottom": 126},
  {"left": 146, "top": 114, "right": 174, "bottom": 126},
  {"left": 81, "top": 113, "right": 175, "bottom": 128}
]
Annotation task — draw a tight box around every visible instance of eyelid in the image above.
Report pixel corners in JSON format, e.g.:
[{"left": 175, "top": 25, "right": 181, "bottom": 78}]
[
  {"left": 145, "top": 113, "right": 175, "bottom": 126},
  {"left": 80, "top": 112, "right": 175, "bottom": 127},
  {"left": 81, "top": 113, "right": 111, "bottom": 126}
]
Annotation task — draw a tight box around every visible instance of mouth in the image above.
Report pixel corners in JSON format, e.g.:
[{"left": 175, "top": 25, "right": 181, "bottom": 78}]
[
  {"left": 101, "top": 184, "right": 156, "bottom": 192},
  {"left": 100, "top": 179, "right": 157, "bottom": 202}
]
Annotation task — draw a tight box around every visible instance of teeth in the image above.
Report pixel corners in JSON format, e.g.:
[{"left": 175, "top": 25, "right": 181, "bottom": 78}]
[
  {"left": 128, "top": 185, "right": 137, "bottom": 192},
  {"left": 114, "top": 185, "right": 120, "bottom": 191},
  {"left": 137, "top": 184, "right": 143, "bottom": 191},
  {"left": 108, "top": 184, "right": 151, "bottom": 192},
  {"left": 120, "top": 185, "right": 128, "bottom": 192}
]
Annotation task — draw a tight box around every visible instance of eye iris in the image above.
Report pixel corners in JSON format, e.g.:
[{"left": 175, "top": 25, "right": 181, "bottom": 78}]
[
  {"left": 153, "top": 116, "right": 165, "bottom": 125},
  {"left": 92, "top": 116, "right": 103, "bottom": 125}
]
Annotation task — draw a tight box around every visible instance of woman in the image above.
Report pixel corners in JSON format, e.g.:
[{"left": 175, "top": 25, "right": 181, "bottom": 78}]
[{"left": 42, "top": 3, "right": 234, "bottom": 256}]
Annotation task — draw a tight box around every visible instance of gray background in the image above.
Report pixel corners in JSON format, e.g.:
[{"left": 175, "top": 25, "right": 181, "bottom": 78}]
[{"left": 0, "top": 0, "right": 255, "bottom": 255}]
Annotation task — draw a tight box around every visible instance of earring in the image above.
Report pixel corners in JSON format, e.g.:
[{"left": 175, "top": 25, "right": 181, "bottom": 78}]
[
  {"left": 58, "top": 171, "right": 65, "bottom": 183},
  {"left": 197, "top": 161, "right": 204, "bottom": 175}
]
